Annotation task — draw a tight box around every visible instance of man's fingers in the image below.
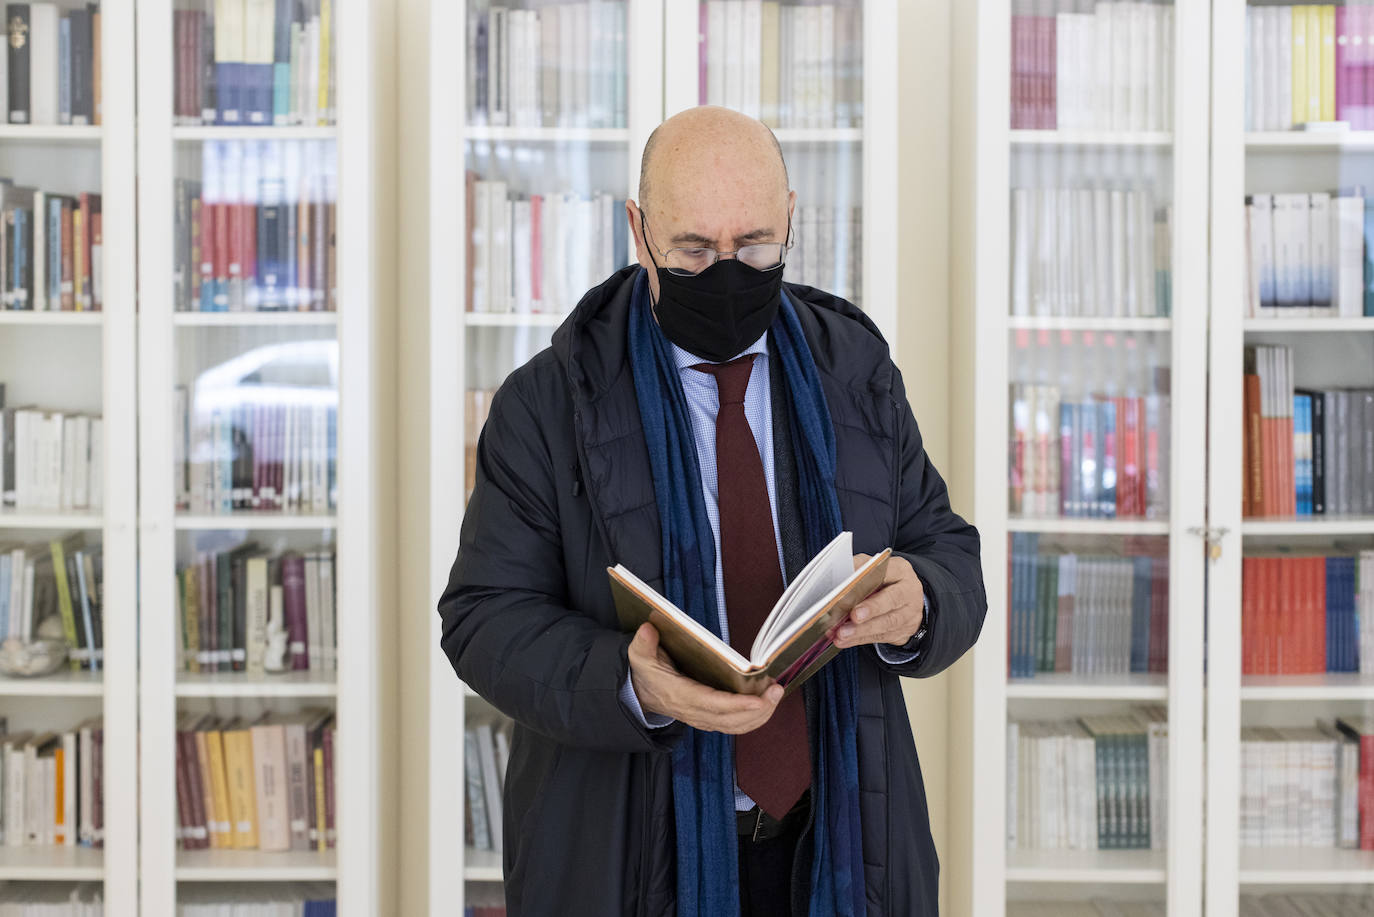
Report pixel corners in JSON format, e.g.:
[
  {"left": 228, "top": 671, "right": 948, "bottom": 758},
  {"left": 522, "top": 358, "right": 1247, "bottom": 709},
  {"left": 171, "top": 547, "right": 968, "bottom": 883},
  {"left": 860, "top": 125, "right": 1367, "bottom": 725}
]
[{"left": 834, "top": 607, "right": 920, "bottom": 648}]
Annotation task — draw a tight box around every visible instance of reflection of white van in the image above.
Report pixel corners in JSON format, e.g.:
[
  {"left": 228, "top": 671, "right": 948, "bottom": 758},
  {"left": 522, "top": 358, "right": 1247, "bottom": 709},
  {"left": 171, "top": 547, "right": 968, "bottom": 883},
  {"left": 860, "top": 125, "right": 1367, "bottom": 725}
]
[{"left": 183, "top": 339, "right": 338, "bottom": 515}]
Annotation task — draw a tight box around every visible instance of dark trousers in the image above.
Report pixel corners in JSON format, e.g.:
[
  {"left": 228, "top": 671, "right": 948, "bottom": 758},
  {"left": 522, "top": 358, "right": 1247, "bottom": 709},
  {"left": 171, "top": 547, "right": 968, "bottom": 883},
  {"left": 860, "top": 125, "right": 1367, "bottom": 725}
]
[{"left": 737, "top": 812, "right": 805, "bottom": 917}]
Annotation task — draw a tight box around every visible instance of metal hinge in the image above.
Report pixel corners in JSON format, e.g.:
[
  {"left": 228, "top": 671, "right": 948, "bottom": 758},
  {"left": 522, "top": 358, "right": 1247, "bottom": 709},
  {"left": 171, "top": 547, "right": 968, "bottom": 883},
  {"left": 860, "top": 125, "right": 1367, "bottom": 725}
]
[{"left": 1187, "top": 525, "right": 1230, "bottom": 561}]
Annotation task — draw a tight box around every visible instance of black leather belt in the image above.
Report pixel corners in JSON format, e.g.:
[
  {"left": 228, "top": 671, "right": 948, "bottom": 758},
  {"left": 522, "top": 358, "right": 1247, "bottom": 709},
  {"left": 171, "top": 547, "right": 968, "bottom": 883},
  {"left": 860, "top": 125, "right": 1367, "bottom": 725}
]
[{"left": 736, "top": 792, "right": 810, "bottom": 842}]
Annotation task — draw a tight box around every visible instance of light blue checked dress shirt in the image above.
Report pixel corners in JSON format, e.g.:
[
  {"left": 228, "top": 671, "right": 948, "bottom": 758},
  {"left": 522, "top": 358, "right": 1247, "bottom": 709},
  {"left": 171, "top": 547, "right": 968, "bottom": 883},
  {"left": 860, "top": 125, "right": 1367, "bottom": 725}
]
[{"left": 619, "top": 332, "right": 921, "bottom": 811}]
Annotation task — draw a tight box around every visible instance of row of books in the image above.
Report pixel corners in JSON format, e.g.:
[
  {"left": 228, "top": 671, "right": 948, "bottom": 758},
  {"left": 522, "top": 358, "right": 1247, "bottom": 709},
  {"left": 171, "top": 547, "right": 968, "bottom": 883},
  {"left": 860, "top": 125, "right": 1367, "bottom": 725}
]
[
  {"left": 174, "top": 140, "right": 337, "bottom": 313},
  {"left": 465, "top": 176, "right": 629, "bottom": 315},
  {"left": 1238, "top": 717, "right": 1374, "bottom": 849},
  {"left": 0, "top": 186, "right": 102, "bottom": 313},
  {"left": 1, "top": 390, "right": 104, "bottom": 512},
  {"left": 1008, "top": 534, "right": 1169, "bottom": 679},
  {"left": 174, "top": 710, "right": 335, "bottom": 852},
  {"left": 784, "top": 205, "right": 861, "bottom": 306},
  {"left": 467, "top": 3, "right": 625, "bottom": 129},
  {"left": 173, "top": 0, "right": 336, "bottom": 127},
  {"left": 697, "top": 0, "right": 862, "bottom": 130},
  {"left": 1009, "top": 383, "right": 1172, "bottom": 519},
  {"left": 1243, "top": 345, "right": 1374, "bottom": 517},
  {"left": 180, "top": 886, "right": 335, "bottom": 916},
  {"left": 176, "top": 544, "right": 335, "bottom": 675},
  {"left": 3, "top": 2, "right": 100, "bottom": 127},
  {"left": 1244, "top": 192, "right": 1369, "bottom": 318},
  {"left": 1010, "top": 186, "right": 1172, "bottom": 318},
  {"left": 0, "top": 884, "right": 102, "bottom": 916},
  {"left": 174, "top": 389, "right": 337, "bottom": 515},
  {"left": 1240, "top": 895, "right": 1374, "bottom": 917},
  {"left": 1245, "top": 5, "right": 1353, "bottom": 131},
  {"left": 0, "top": 720, "right": 104, "bottom": 848},
  {"left": 1241, "top": 553, "right": 1374, "bottom": 675},
  {"left": 463, "top": 720, "right": 510, "bottom": 854},
  {"left": 1011, "top": 1, "right": 1174, "bottom": 132},
  {"left": 1006, "top": 707, "right": 1168, "bottom": 851},
  {"left": 463, "top": 389, "right": 495, "bottom": 503},
  {"left": 0, "top": 535, "right": 103, "bottom": 671}
]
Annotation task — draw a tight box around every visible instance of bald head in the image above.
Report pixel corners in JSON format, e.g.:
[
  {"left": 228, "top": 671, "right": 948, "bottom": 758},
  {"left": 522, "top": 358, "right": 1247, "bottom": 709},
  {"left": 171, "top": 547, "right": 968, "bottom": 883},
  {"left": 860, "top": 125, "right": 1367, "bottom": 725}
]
[{"left": 637, "top": 106, "right": 790, "bottom": 217}]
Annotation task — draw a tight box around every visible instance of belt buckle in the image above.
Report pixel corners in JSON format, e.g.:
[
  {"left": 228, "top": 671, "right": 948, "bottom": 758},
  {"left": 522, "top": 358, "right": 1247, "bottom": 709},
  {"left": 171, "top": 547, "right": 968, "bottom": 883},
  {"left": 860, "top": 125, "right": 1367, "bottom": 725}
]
[{"left": 751, "top": 807, "right": 765, "bottom": 843}]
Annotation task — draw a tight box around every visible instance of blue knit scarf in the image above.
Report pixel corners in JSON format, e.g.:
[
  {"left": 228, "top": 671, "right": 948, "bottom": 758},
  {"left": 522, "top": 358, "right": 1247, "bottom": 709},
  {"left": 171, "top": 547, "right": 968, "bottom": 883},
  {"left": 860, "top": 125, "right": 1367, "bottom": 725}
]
[{"left": 627, "top": 271, "right": 865, "bottom": 917}]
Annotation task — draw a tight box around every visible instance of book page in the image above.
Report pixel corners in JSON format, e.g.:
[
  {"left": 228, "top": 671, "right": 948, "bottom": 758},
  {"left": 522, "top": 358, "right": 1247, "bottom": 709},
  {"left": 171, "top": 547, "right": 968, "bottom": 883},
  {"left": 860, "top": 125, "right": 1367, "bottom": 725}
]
[{"left": 750, "top": 531, "right": 857, "bottom": 662}]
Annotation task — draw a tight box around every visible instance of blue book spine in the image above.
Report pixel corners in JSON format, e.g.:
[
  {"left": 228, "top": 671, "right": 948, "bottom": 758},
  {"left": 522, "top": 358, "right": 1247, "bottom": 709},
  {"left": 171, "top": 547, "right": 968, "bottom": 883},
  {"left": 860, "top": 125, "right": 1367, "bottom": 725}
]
[
  {"left": 47, "top": 198, "right": 59, "bottom": 305},
  {"left": 1131, "top": 556, "right": 1152, "bottom": 673},
  {"left": 13, "top": 208, "right": 25, "bottom": 310},
  {"left": 1022, "top": 534, "right": 1039, "bottom": 677},
  {"left": 1364, "top": 199, "right": 1374, "bottom": 316},
  {"left": 216, "top": 62, "right": 239, "bottom": 124},
  {"left": 1327, "top": 556, "right": 1338, "bottom": 671},
  {"left": 1348, "top": 559, "right": 1359, "bottom": 672},
  {"left": 1100, "top": 400, "right": 1117, "bottom": 518}
]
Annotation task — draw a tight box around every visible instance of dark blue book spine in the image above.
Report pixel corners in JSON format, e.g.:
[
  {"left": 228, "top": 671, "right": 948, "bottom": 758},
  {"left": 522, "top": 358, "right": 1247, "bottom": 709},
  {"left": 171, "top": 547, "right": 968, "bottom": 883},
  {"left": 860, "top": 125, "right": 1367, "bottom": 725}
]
[{"left": 1131, "top": 556, "right": 1152, "bottom": 673}]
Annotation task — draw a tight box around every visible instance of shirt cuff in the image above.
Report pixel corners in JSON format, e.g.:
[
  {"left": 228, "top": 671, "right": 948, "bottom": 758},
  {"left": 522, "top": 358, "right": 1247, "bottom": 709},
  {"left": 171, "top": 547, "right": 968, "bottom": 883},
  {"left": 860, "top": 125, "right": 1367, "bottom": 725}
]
[
  {"left": 620, "top": 671, "right": 675, "bottom": 729},
  {"left": 875, "top": 592, "right": 932, "bottom": 665}
]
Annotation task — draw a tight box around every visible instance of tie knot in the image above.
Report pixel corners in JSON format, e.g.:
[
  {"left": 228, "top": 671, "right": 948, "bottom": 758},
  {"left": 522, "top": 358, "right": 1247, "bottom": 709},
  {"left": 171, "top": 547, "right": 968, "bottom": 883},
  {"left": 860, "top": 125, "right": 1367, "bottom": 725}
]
[{"left": 694, "top": 355, "right": 755, "bottom": 405}]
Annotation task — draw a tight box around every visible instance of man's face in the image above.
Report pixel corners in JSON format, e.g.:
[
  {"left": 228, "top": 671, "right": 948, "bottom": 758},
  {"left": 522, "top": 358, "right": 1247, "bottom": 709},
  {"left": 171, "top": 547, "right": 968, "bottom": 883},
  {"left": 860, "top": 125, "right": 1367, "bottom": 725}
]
[{"left": 627, "top": 141, "right": 795, "bottom": 305}]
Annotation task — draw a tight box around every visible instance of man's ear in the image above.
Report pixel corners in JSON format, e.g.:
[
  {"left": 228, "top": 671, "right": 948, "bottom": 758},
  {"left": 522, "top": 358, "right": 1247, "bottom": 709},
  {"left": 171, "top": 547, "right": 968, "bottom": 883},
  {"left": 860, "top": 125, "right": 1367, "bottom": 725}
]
[{"left": 626, "top": 199, "right": 654, "bottom": 272}]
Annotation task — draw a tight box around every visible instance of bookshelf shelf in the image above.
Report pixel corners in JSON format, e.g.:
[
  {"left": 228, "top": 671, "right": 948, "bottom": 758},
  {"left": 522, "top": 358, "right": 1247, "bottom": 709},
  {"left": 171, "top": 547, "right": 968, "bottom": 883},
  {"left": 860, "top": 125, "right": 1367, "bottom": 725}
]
[
  {"left": 1243, "top": 318, "right": 1374, "bottom": 332},
  {"left": 174, "top": 514, "right": 339, "bottom": 531},
  {"left": 1004, "top": 848, "right": 1168, "bottom": 884},
  {"left": 0, "top": 846, "right": 105, "bottom": 880},
  {"left": 0, "top": 124, "right": 102, "bottom": 143},
  {"left": 1009, "top": 130, "right": 1174, "bottom": 147},
  {"left": 1006, "top": 316, "right": 1173, "bottom": 333},
  {"left": 174, "top": 848, "right": 338, "bottom": 882},
  {"left": 1239, "top": 674, "right": 1374, "bottom": 701},
  {"left": 1245, "top": 131, "right": 1374, "bottom": 152},
  {"left": 172, "top": 312, "right": 339, "bottom": 327},
  {"left": 175, "top": 671, "right": 337, "bottom": 698},
  {"left": 1238, "top": 847, "right": 1374, "bottom": 885},
  {"left": 0, "top": 509, "right": 104, "bottom": 530},
  {"left": 463, "top": 312, "right": 568, "bottom": 328},
  {"left": 1007, "top": 518, "right": 1170, "bottom": 536},
  {"left": 772, "top": 128, "right": 864, "bottom": 143},
  {"left": 0, "top": 311, "right": 104, "bottom": 326},
  {"left": 462, "top": 847, "right": 502, "bottom": 882},
  {"left": 1006, "top": 674, "right": 1168, "bottom": 701},
  {"left": 463, "top": 126, "right": 629, "bottom": 143},
  {"left": 1241, "top": 518, "right": 1374, "bottom": 537},
  {"left": 0, "top": 670, "right": 104, "bottom": 697},
  {"left": 171, "top": 126, "right": 338, "bottom": 142}
]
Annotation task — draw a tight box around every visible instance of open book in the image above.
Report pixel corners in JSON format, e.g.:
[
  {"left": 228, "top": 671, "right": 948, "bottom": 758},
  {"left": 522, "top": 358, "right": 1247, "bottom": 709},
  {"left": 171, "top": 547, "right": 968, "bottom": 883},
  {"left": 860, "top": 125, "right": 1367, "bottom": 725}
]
[{"left": 609, "top": 532, "right": 892, "bottom": 696}]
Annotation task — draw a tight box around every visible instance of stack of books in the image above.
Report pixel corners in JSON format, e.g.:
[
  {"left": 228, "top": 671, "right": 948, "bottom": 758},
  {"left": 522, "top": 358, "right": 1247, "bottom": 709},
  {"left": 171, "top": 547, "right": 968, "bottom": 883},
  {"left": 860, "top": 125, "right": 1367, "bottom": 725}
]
[
  {"left": 0, "top": 186, "right": 102, "bottom": 313},
  {"left": 0, "top": 719, "right": 105, "bottom": 848},
  {"left": 1008, "top": 534, "right": 1168, "bottom": 679},
  {"left": 0, "top": 884, "right": 104, "bottom": 915},
  {"left": 1011, "top": 0, "right": 1174, "bottom": 131},
  {"left": 0, "top": 535, "right": 103, "bottom": 672},
  {"left": 1, "top": 385, "right": 103, "bottom": 512},
  {"left": 3, "top": 2, "right": 102, "bottom": 127},
  {"left": 463, "top": 719, "right": 510, "bottom": 855},
  {"left": 176, "top": 544, "right": 335, "bottom": 676},
  {"left": 173, "top": 0, "right": 336, "bottom": 127},
  {"left": 1245, "top": 4, "right": 1353, "bottom": 131},
  {"left": 174, "top": 710, "right": 335, "bottom": 853},
  {"left": 1010, "top": 186, "right": 1172, "bottom": 318},
  {"left": 1243, "top": 192, "right": 1368, "bottom": 319},
  {"left": 1006, "top": 706, "right": 1168, "bottom": 851},
  {"left": 174, "top": 140, "right": 337, "bottom": 313},
  {"left": 696, "top": 0, "right": 863, "bottom": 129},
  {"left": 466, "top": 2, "right": 626, "bottom": 129},
  {"left": 1241, "top": 552, "right": 1374, "bottom": 675}
]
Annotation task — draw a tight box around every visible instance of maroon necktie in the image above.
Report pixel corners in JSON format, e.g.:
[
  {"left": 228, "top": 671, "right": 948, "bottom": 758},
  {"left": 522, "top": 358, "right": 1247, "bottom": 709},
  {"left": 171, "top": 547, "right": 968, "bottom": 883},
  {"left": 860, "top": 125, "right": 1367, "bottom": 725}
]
[{"left": 695, "top": 355, "right": 810, "bottom": 819}]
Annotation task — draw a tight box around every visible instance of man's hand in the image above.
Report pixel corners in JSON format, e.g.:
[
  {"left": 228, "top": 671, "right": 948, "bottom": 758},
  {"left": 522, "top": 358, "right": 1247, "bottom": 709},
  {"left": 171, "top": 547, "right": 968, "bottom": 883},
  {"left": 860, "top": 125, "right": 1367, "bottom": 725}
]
[
  {"left": 833, "top": 554, "right": 925, "bottom": 650},
  {"left": 627, "top": 623, "right": 784, "bottom": 734}
]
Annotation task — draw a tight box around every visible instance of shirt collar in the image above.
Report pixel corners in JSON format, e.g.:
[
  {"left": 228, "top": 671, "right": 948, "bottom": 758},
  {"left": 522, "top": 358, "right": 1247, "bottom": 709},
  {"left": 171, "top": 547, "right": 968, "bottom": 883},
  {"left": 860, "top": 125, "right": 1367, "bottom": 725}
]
[{"left": 670, "top": 332, "right": 770, "bottom": 374}]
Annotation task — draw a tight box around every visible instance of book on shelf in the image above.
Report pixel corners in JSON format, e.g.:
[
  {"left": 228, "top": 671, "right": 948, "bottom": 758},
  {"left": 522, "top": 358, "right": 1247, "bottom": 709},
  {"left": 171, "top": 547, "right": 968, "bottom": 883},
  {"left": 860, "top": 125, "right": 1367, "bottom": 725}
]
[
  {"left": 463, "top": 718, "right": 510, "bottom": 855},
  {"left": 609, "top": 531, "right": 891, "bottom": 696},
  {"left": 1011, "top": 0, "right": 1174, "bottom": 132},
  {"left": 1243, "top": 344, "right": 1374, "bottom": 517},
  {"left": 466, "top": 1, "right": 625, "bottom": 129},
  {"left": 1246, "top": 4, "right": 1356, "bottom": 131},
  {"left": 1007, "top": 532, "right": 1168, "bottom": 679},
  {"left": 697, "top": 0, "right": 862, "bottom": 130},
  {"left": 176, "top": 543, "right": 335, "bottom": 676},
  {"left": 0, "top": 389, "right": 104, "bottom": 512},
  {"left": 1241, "top": 551, "right": 1374, "bottom": 676},
  {"left": 175, "top": 708, "right": 334, "bottom": 852},
  {"left": 785, "top": 204, "right": 861, "bottom": 305},
  {"left": 463, "top": 389, "right": 495, "bottom": 503},
  {"left": 0, "top": 717, "right": 103, "bottom": 848},
  {"left": 4, "top": 1, "right": 101, "bottom": 127},
  {"left": 0, "top": 536, "right": 103, "bottom": 672},
  {"left": 175, "top": 139, "right": 337, "bottom": 313},
  {"left": 177, "top": 885, "right": 336, "bottom": 916},
  {"left": 174, "top": 383, "right": 337, "bottom": 515},
  {"left": 1240, "top": 896, "right": 1374, "bottom": 917},
  {"left": 1006, "top": 705, "right": 1167, "bottom": 852},
  {"left": 0, "top": 184, "right": 102, "bottom": 312},
  {"left": 1243, "top": 191, "right": 1369, "bottom": 319},
  {"left": 1010, "top": 185, "right": 1172, "bottom": 319},
  {"left": 174, "top": 0, "right": 335, "bottom": 128}
]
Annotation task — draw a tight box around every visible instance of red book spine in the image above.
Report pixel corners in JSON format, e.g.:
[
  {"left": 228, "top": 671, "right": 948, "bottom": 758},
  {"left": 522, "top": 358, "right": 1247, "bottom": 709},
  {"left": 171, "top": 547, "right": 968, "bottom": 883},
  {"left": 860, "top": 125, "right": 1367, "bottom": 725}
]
[
  {"left": 60, "top": 200, "right": 73, "bottom": 311},
  {"left": 174, "top": 730, "right": 195, "bottom": 848},
  {"left": 1045, "top": 16, "right": 1057, "bottom": 130},
  {"left": 1011, "top": 17, "right": 1026, "bottom": 129},
  {"left": 1263, "top": 558, "right": 1277, "bottom": 675},
  {"left": 1361, "top": 733, "right": 1374, "bottom": 850},
  {"left": 1149, "top": 556, "right": 1167, "bottom": 673},
  {"left": 92, "top": 727, "right": 103, "bottom": 848},
  {"left": 183, "top": 730, "right": 209, "bottom": 849},
  {"left": 323, "top": 724, "right": 336, "bottom": 849},
  {"left": 282, "top": 553, "right": 310, "bottom": 670},
  {"left": 1242, "top": 556, "right": 1254, "bottom": 675}
]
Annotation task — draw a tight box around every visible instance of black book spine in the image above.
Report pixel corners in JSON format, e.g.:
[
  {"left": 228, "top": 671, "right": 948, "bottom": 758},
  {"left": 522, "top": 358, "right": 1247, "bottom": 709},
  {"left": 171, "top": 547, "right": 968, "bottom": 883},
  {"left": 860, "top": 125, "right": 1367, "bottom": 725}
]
[
  {"left": 1310, "top": 390, "right": 1326, "bottom": 515},
  {"left": 7, "top": 4, "right": 30, "bottom": 123},
  {"left": 68, "top": 8, "right": 89, "bottom": 125},
  {"left": 231, "top": 553, "right": 247, "bottom": 672}
]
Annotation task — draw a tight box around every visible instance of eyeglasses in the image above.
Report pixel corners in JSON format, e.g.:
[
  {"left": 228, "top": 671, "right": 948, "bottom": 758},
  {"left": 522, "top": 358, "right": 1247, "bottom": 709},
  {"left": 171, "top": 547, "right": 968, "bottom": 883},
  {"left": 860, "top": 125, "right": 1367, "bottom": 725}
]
[{"left": 640, "top": 213, "right": 793, "bottom": 277}]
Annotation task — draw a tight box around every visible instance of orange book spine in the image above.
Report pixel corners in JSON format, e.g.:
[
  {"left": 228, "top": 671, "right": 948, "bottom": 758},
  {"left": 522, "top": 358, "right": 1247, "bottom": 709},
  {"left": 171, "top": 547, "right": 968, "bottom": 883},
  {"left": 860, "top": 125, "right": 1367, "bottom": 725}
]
[
  {"left": 1244, "top": 375, "right": 1261, "bottom": 516},
  {"left": 1242, "top": 556, "right": 1254, "bottom": 675}
]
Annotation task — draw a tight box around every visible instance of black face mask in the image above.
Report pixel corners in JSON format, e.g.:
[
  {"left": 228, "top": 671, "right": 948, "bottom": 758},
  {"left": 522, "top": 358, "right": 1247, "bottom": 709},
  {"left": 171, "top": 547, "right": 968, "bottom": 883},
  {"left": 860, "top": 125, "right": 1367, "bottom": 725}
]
[{"left": 649, "top": 257, "right": 784, "bottom": 363}]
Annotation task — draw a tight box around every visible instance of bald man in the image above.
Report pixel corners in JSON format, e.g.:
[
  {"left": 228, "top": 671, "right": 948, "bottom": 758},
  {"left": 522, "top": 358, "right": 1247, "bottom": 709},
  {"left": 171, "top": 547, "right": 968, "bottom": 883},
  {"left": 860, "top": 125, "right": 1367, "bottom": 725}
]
[{"left": 439, "top": 107, "right": 986, "bottom": 917}]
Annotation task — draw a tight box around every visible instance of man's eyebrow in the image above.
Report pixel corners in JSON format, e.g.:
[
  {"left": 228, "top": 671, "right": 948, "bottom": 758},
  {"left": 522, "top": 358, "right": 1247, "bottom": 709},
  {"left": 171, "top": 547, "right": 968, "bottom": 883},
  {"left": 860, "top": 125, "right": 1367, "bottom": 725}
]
[{"left": 669, "top": 227, "right": 781, "bottom": 246}]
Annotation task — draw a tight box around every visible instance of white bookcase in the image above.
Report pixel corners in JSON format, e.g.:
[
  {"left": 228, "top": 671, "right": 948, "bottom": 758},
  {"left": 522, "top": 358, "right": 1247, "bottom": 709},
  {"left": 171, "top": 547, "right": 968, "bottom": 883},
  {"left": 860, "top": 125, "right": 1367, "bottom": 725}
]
[
  {"left": 948, "top": 1, "right": 1209, "bottom": 914},
  {"left": 136, "top": 0, "right": 389, "bottom": 914},
  {"left": 0, "top": 0, "right": 137, "bottom": 912},
  {"left": 427, "top": 0, "right": 895, "bottom": 912}
]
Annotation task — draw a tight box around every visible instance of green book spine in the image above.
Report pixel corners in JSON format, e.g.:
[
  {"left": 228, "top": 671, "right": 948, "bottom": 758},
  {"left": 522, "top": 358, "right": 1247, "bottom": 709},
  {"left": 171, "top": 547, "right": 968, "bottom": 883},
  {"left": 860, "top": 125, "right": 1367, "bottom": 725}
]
[{"left": 1042, "top": 558, "right": 1059, "bottom": 672}]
